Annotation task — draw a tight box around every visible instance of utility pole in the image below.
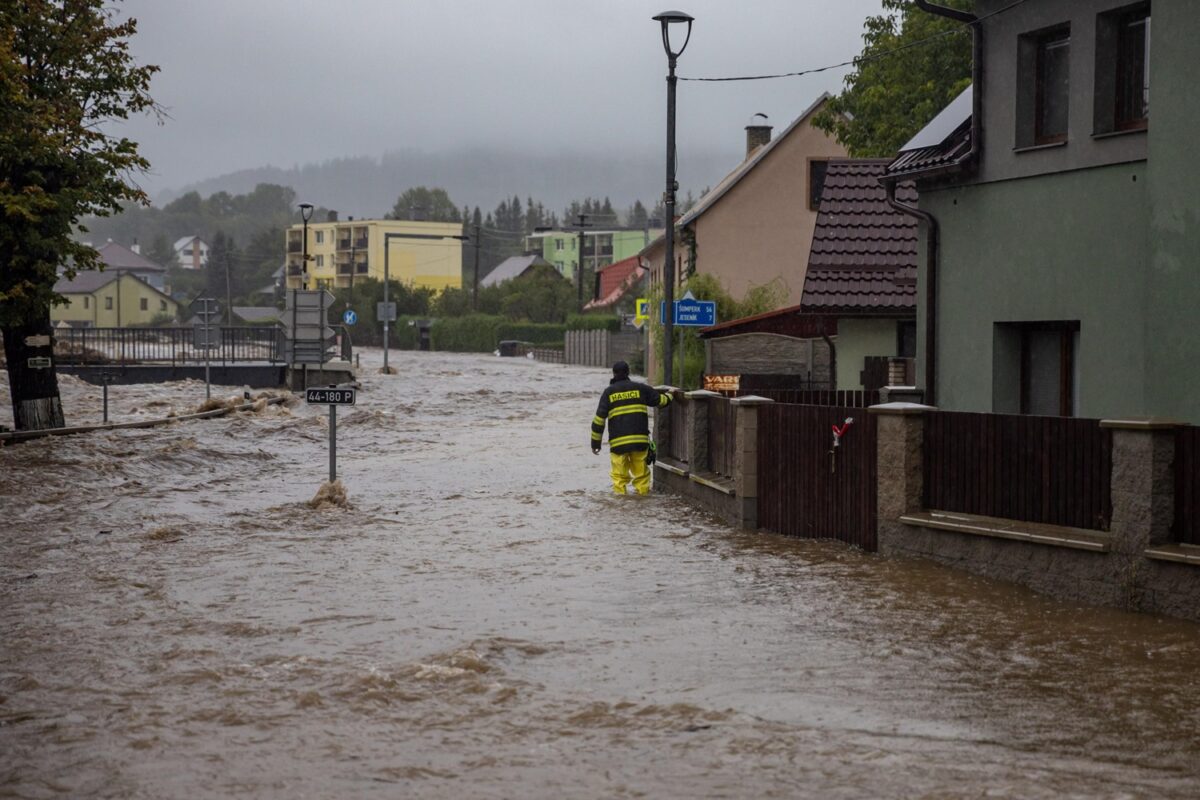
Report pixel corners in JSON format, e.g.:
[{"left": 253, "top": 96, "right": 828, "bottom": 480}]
[
  {"left": 224, "top": 252, "right": 233, "bottom": 327},
  {"left": 575, "top": 213, "right": 592, "bottom": 311},
  {"left": 472, "top": 223, "right": 481, "bottom": 311}
]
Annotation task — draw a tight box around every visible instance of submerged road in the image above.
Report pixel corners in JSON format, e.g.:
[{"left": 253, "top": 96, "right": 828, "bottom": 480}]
[{"left": 2, "top": 349, "right": 1199, "bottom": 798}]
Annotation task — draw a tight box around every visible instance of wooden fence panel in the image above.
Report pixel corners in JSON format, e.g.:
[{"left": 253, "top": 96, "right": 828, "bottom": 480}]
[
  {"left": 1174, "top": 426, "right": 1200, "bottom": 545},
  {"left": 923, "top": 411, "right": 1111, "bottom": 531},
  {"left": 707, "top": 398, "right": 737, "bottom": 478},
  {"left": 757, "top": 404, "right": 877, "bottom": 551},
  {"left": 667, "top": 398, "right": 689, "bottom": 464}
]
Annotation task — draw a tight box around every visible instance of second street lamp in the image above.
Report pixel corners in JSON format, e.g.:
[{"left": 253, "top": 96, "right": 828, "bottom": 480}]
[{"left": 653, "top": 9, "right": 693, "bottom": 385}]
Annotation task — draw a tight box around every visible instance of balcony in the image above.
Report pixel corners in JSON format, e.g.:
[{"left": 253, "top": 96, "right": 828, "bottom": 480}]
[
  {"left": 355, "top": 237, "right": 368, "bottom": 249},
  {"left": 287, "top": 241, "right": 302, "bottom": 253},
  {"left": 287, "top": 264, "right": 303, "bottom": 276},
  {"left": 337, "top": 238, "right": 352, "bottom": 250},
  {"left": 337, "top": 262, "right": 352, "bottom": 275},
  {"left": 355, "top": 261, "right": 369, "bottom": 274}
]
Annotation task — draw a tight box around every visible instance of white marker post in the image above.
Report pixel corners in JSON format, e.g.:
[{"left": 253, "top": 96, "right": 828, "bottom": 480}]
[{"left": 305, "top": 385, "right": 356, "bottom": 483}]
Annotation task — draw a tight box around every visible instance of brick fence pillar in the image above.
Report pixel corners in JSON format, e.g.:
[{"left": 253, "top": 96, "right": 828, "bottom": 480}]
[
  {"left": 1100, "top": 419, "right": 1179, "bottom": 605},
  {"left": 869, "top": 402, "right": 936, "bottom": 554},
  {"left": 731, "top": 395, "right": 774, "bottom": 529},
  {"left": 684, "top": 389, "right": 721, "bottom": 473},
  {"left": 653, "top": 385, "right": 680, "bottom": 456}
]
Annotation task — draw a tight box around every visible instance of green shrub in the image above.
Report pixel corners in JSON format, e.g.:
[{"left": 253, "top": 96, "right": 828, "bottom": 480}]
[{"left": 565, "top": 314, "right": 620, "bottom": 332}]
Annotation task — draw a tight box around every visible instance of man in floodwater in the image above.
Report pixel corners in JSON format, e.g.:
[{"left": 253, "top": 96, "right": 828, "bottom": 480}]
[{"left": 590, "top": 361, "right": 672, "bottom": 495}]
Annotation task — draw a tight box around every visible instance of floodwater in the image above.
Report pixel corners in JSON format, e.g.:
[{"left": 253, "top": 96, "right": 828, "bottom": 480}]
[{"left": 2, "top": 350, "right": 1199, "bottom": 799}]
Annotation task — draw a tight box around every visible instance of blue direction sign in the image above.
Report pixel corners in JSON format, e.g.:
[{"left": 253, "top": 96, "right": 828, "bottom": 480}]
[
  {"left": 343, "top": 309, "right": 358, "bottom": 326},
  {"left": 659, "top": 297, "right": 717, "bottom": 327}
]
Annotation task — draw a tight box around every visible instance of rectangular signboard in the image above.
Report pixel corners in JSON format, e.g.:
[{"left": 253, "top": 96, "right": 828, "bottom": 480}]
[
  {"left": 703, "top": 374, "right": 740, "bottom": 392},
  {"left": 659, "top": 299, "right": 717, "bottom": 327},
  {"left": 305, "top": 387, "right": 356, "bottom": 406},
  {"left": 27, "top": 356, "right": 51, "bottom": 369},
  {"left": 377, "top": 302, "right": 397, "bottom": 322}
]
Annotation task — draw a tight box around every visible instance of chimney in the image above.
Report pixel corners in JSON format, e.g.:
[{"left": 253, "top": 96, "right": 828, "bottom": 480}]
[
  {"left": 745, "top": 112, "right": 772, "bottom": 158},
  {"left": 326, "top": 210, "right": 338, "bottom": 222},
  {"left": 131, "top": 239, "right": 140, "bottom": 254}
]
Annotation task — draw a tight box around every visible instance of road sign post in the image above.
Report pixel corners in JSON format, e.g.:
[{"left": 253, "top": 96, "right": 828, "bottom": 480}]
[
  {"left": 189, "top": 297, "right": 221, "bottom": 401},
  {"left": 306, "top": 386, "right": 356, "bottom": 483}
]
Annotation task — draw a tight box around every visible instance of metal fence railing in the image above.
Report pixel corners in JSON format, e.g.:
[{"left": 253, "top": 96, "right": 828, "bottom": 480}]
[{"left": 54, "top": 327, "right": 284, "bottom": 366}]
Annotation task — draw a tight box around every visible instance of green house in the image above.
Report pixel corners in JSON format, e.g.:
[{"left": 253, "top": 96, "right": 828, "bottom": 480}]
[
  {"left": 885, "top": 0, "right": 1199, "bottom": 422},
  {"left": 525, "top": 228, "right": 662, "bottom": 282}
]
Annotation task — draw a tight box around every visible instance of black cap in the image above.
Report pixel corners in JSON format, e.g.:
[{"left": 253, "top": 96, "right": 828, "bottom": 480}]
[{"left": 612, "top": 360, "right": 630, "bottom": 377}]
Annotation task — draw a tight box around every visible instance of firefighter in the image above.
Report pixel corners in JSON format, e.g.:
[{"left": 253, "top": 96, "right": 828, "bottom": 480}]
[{"left": 590, "top": 361, "right": 672, "bottom": 495}]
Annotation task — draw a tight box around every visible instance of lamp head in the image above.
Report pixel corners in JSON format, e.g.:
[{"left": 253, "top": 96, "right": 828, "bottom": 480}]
[
  {"left": 652, "top": 10, "right": 693, "bottom": 59},
  {"left": 298, "top": 203, "right": 314, "bottom": 222}
]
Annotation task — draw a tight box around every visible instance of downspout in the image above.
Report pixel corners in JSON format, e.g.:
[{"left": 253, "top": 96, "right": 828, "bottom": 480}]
[
  {"left": 878, "top": 1, "right": 982, "bottom": 405},
  {"left": 884, "top": 182, "right": 939, "bottom": 405},
  {"left": 822, "top": 334, "right": 837, "bottom": 392}
]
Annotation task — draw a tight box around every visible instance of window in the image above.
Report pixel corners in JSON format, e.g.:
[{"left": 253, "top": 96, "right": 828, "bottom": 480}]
[
  {"left": 1115, "top": 5, "right": 1150, "bottom": 129},
  {"left": 105, "top": 296, "right": 113, "bottom": 310},
  {"left": 83, "top": 296, "right": 90, "bottom": 309},
  {"left": 183, "top": 249, "right": 193, "bottom": 256},
  {"left": 808, "top": 159, "right": 830, "bottom": 210},
  {"left": 315, "top": 231, "right": 324, "bottom": 244},
  {"left": 555, "top": 238, "right": 564, "bottom": 251},
  {"left": 1035, "top": 29, "right": 1071, "bottom": 144},
  {"left": 994, "top": 322, "right": 1079, "bottom": 416},
  {"left": 315, "top": 255, "right": 324, "bottom": 267},
  {"left": 1017, "top": 25, "right": 1071, "bottom": 147},
  {"left": 555, "top": 260, "right": 564, "bottom": 272},
  {"left": 140, "top": 298, "right": 148, "bottom": 311},
  {"left": 160, "top": 300, "right": 167, "bottom": 311}
]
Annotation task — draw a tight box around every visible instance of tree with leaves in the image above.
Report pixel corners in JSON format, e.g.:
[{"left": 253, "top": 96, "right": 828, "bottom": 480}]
[
  {"left": 813, "top": 0, "right": 973, "bottom": 157},
  {"left": 390, "top": 187, "right": 461, "bottom": 222},
  {"left": 0, "top": 0, "right": 158, "bottom": 430}
]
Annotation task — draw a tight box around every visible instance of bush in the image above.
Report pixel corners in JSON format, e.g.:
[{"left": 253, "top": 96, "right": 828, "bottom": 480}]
[
  {"left": 565, "top": 313, "right": 620, "bottom": 332},
  {"left": 497, "top": 322, "right": 566, "bottom": 345},
  {"left": 431, "top": 314, "right": 505, "bottom": 352}
]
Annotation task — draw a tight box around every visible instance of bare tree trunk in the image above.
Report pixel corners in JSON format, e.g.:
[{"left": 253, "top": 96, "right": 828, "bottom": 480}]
[{"left": 2, "top": 314, "right": 65, "bottom": 431}]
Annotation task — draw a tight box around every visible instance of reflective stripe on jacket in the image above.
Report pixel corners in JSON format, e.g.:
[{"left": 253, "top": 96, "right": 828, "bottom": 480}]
[{"left": 591, "top": 378, "right": 672, "bottom": 454}]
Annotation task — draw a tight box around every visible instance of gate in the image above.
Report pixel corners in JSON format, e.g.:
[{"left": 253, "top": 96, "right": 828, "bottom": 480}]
[{"left": 757, "top": 404, "right": 878, "bottom": 550}]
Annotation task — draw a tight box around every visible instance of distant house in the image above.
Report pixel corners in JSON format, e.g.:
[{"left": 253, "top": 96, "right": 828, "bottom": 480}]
[
  {"left": 51, "top": 270, "right": 179, "bottom": 328},
  {"left": 525, "top": 228, "right": 659, "bottom": 281},
  {"left": 653, "top": 96, "right": 848, "bottom": 309},
  {"left": 698, "top": 159, "right": 918, "bottom": 392},
  {"left": 583, "top": 254, "right": 645, "bottom": 315},
  {"left": 285, "top": 218, "right": 461, "bottom": 293},
  {"left": 94, "top": 240, "right": 168, "bottom": 291},
  {"left": 883, "top": 0, "right": 1198, "bottom": 421},
  {"left": 479, "top": 255, "right": 563, "bottom": 288},
  {"left": 173, "top": 235, "right": 210, "bottom": 271}
]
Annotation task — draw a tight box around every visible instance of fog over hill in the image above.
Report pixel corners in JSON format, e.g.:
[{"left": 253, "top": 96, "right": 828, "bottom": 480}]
[{"left": 156, "top": 147, "right": 739, "bottom": 221}]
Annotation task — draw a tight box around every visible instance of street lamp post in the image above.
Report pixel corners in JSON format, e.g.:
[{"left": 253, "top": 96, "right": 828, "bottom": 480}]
[
  {"left": 294, "top": 203, "right": 314, "bottom": 375},
  {"left": 652, "top": 10, "right": 692, "bottom": 385}
]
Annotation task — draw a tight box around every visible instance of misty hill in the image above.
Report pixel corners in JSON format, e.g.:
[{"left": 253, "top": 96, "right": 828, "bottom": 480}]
[{"left": 156, "top": 147, "right": 737, "bottom": 221}]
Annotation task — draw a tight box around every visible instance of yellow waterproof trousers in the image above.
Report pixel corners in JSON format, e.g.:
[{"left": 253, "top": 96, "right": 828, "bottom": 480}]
[{"left": 610, "top": 449, "right": 650, "bottom": 495}]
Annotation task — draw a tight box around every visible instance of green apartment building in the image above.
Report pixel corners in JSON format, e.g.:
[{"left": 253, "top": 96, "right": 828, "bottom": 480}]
[
  {"left": 525, "top": 228, "right": 662, "bottom": 282},
  {"left": 886, "top": 0, "right": 1200, "bottom": 422}
]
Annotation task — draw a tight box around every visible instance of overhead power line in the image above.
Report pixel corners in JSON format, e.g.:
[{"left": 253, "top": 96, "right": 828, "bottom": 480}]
[{"left": 679, "top": 0, "right": 1028, "bottom": 83}]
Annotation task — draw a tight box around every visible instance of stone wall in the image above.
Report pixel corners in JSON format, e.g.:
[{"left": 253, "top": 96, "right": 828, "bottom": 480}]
[
  {"left": 707, "top": 333, "right": 831, "bottom": 385},
  {"left": 874, "top": 406, "right": 1200, "bottom": 622}
]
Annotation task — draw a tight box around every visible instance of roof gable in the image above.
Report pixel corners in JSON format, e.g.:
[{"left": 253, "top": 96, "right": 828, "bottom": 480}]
[
  {"left": 678, "top": 93, "right": 833, "bottom": 228},
  {"left": 480, "top": 254, "right": 559, "bottom": 287}
]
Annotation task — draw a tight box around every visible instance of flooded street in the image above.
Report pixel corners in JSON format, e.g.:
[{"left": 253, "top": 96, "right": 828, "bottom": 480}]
[{"left": 2, "top": 349, "right": 1199, "bottom": 798}]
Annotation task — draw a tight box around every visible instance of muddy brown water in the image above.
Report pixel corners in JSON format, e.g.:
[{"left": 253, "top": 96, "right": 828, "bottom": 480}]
[{"left": 2, "top": 350, "right": 1199, "bottom": 799}]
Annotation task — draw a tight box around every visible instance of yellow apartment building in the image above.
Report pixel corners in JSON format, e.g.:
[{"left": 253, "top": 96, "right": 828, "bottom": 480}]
[
  {"left": 285, "top": 218, "right": 463, "bottom": 292},
  {"left": 51, "top": 270, "right": 180, "bottom": 327}
]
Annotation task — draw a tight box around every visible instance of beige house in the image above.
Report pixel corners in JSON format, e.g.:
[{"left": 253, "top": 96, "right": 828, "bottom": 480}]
[
  {"left": 51, "top": 270, "right": 179, "bottom": 328},
  {"left": 650, "top": 95, "right": 847, "bottom": 308}
]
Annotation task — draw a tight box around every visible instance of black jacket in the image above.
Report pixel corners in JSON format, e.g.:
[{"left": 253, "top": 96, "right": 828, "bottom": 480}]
[{"left": 591, "top": 377, "right": 672, "bottom": 454}]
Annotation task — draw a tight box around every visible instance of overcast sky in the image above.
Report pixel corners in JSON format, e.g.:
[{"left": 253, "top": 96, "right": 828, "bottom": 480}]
[{"left": 114, "top": 0, "right": 887, "bottom": 196}]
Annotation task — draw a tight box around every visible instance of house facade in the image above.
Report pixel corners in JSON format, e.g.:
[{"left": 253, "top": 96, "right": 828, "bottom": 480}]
[
  {"left": 524, "top": 228, "right": 660, "bottom": 281},
  {"left": 52, "top": 271, "right": 179, "bottom": 327},
  {"left": 665, "top": 95, "right": 848, "bottom": 308},
  {"left": 285, "top": 218, "right": 462, "bottom": 292},
  {"left": 888, "top": 0, "right": 1198, "bottom": 421},
  {"left": 172, "top": 236, "right": 210, "bottom": 271}
]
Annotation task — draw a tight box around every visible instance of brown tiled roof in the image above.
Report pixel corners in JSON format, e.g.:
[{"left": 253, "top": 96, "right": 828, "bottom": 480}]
[
  {"left": 800, "top": 159, "right": 918, "bottom": 316},
  {"left": 885, "top": 120, "right": 972, "bottom": 179}
]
